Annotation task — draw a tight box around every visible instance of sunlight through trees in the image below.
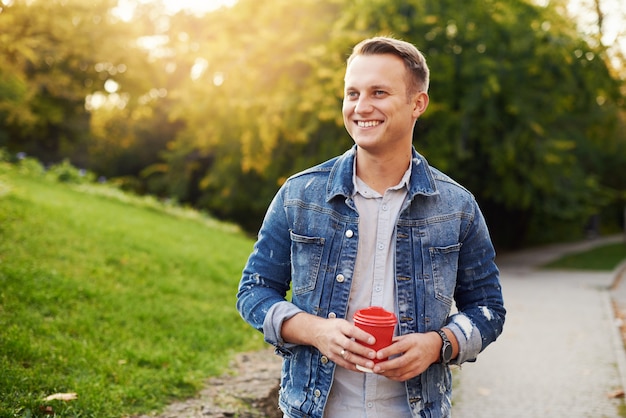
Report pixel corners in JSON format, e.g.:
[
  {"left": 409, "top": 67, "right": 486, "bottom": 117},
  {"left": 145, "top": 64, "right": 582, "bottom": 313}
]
[{"left": 0, "top": 0, "right": 624, "bottom": 247}]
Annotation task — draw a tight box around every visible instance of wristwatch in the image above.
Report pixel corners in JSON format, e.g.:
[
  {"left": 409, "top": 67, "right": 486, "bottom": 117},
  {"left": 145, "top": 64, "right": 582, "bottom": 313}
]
[{"left": 436, "top": 329, "right": 453, "bottom": 364}]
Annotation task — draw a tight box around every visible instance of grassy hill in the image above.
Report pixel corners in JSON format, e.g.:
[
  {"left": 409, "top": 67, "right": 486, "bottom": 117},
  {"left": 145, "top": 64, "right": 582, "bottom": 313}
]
[{"left": 0, "top": 160, "right": 265, "bottom": 417}]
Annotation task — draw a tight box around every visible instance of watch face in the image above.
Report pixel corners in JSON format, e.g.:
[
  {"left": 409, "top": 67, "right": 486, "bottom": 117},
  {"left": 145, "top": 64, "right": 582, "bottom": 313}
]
[
  {"left": 443, "top": 343, "right": 453, "bottom": 362},
  {"left": 437, "top": 330, "right": 453, "bottom": 363}
]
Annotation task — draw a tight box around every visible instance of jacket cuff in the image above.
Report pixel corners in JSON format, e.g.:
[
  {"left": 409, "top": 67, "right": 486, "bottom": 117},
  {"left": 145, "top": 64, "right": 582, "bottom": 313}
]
[
  {"left": 446, "top": 313, "right": 483, "bottom": 364},
  {"left": 262, "top": 301, "right": 304, "bottom": 355}
]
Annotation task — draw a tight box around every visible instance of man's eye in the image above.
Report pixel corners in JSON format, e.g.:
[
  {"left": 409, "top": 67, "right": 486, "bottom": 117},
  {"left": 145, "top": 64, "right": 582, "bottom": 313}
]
[
  {"left": 346, "top": 91, "right": 358, "bottom": 99},
  {"left": 374, "top": 90, "right": 387, "bottom": 96}
]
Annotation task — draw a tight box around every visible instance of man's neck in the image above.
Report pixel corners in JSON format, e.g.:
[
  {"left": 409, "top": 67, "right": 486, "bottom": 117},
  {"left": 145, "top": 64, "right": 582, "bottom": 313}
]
[{"left": 355, "top": 147, "right": 412, "bottom": 194}]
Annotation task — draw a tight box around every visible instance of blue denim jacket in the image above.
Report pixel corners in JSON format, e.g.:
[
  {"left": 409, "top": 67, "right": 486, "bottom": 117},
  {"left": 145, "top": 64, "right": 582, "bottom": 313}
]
[{"left": 237, "top": 146, "right": 505, "bottom": 418}]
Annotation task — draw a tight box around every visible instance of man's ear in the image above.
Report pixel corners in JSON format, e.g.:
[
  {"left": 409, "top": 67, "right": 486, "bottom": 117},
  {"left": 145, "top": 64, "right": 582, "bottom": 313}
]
[{"left": 412, "top": 91, "right": 429, "bottom": 118}]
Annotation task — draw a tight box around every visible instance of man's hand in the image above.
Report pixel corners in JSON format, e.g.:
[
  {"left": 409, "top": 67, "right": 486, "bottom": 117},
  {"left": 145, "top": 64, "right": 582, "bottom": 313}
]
[
  {"left": 281, "top": 312, "right": 378, "bottom": 372},
  {"left": 372, "top": 330, "right": 458, "bottom": 382}
]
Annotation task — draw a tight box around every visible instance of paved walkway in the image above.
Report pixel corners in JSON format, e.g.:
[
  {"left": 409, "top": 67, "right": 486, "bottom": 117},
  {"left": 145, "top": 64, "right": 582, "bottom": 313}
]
[{"left": 452, "top": 235, "right": 626, "bottom": 417}]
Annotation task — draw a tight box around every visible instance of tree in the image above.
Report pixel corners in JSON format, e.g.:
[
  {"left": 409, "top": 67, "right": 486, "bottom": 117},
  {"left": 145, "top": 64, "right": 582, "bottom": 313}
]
[
  {"left": 331, "top": 0, "right": 624, "bottom": 246},
  {"left": 2, "top": 0, "right": 623, "bottom": 246},
  {"left": 137, "top": 0, "right": 625, "bottom": 242},
  {"left": 0, "top": 0, "right": 150, "bottom": 165},
  {"left": 151, "top": 0, "right": 355, "bottom": 228}
]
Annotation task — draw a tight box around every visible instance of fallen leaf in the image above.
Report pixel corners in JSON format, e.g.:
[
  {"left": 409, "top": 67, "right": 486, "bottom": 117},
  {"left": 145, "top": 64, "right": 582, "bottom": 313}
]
[
  {"left": 43, "top": 392, "right": 78, "bottom": 401},
  {"left": 608, "top": 389, "right": 625, "bottom": 399}
]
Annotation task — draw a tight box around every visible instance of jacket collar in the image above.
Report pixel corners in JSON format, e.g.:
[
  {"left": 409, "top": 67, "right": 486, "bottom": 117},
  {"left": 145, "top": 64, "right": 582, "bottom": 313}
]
[{"left": 326, "top": 145, "right": 439, "bottom": 202}]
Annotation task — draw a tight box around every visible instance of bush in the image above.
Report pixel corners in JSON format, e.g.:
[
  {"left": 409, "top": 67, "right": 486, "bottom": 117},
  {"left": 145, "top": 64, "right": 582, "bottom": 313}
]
[
  {"left": 47, "top": 159, "right": 95, "bottom": 184},
  {"left": 17, "top": 157, "right": 45, "bottom": 177}
]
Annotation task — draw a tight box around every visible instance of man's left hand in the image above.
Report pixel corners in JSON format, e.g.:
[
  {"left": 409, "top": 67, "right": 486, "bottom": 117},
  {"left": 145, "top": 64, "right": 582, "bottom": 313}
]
[{"left": 371, "top": 332, "right": 443, "bottom": 381}]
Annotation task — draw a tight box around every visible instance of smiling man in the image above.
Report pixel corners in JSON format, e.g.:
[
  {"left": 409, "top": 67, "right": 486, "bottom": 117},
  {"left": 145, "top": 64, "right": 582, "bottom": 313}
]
[{"left": 237, "top": 36, "right": 506, "bottom": 418}]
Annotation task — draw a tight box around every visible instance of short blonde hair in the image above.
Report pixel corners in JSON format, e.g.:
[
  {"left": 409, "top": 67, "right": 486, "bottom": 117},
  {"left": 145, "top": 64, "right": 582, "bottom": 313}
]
[{"left": 348, "top": 36, "right": 430, "bottom": 97}]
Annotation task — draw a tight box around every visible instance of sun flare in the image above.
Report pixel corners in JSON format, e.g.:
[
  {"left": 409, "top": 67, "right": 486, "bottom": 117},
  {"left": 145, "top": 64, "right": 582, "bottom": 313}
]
[{"left": 114, "top": 0, "right": 237, "bottom": 20}]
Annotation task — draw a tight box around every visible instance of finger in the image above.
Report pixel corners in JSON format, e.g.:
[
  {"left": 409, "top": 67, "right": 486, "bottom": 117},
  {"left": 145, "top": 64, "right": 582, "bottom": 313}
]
[
  {"left": 373, "top": 355, "right": 428, "bottom": 382},
  {"left": 337, "top": 346, "right": 376, "bottom": 371},
  {"left": 377, "top": 335, "right": 412, "bottom": 359},
  {"left": 376, "top": 345, "right": 395, "bottom": 360},
  {"left": 373, "top": 363, "right": 408, "bottom": 381},
  {"left": 349, "top": 327, "right": 376, "bottom": 346},
  {"left": 344, "top": 338, "right": 376, "bottom": 361}
]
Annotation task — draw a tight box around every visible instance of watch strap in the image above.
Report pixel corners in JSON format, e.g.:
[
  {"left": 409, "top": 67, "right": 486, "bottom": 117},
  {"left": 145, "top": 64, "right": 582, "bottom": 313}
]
[{"left": 436, "top": 329, "right": 452, "bottom": 364}]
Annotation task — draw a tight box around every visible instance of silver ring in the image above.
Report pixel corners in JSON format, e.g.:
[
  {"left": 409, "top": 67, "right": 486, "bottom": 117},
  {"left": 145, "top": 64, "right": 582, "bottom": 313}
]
[{"left": 340, "top": 349, "right": 346, "bottom": 358}]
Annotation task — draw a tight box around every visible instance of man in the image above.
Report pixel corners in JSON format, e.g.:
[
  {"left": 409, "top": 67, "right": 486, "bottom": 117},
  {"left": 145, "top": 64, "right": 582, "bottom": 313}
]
[{"left": 237, "top": 36, "right": 505, "bottom": 418}]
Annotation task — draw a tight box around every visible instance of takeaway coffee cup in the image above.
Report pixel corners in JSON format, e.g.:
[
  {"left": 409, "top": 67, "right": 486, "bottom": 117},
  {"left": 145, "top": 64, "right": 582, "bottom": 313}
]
[{"left": 353, "top": 306, "right": 397, "bottom": 372}]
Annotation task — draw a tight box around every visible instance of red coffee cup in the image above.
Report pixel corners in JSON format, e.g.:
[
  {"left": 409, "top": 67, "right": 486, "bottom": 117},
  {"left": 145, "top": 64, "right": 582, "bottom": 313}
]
[{"left": 353, "top": 306, "right": 397, "bottom": 368}]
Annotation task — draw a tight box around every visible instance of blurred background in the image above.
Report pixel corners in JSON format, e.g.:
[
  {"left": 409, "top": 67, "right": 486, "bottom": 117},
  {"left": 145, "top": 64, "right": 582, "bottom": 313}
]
[{"left": 1, "top": 0, "right": 624, "bottom": 250}]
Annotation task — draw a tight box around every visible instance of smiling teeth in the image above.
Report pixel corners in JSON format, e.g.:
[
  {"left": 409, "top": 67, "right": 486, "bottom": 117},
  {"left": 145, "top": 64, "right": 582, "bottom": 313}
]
[{"left": 358, "top": 121, "right": 381, "bottom": 128}]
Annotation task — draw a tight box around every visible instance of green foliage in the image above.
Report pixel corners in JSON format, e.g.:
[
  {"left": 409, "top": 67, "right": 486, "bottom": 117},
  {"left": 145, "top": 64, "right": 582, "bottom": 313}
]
[
  {"left": 0, "top": 148, "right": 10, "bottom": 162},
  {"left": 154, "top": 0, "right": 625, "bottom": 245},
  {"left": 0, "top": 0, "right": 624, "bottom": 248},
  {"left": 154, "top": 0, "right": 355, "bottom": 226},
  {"left": 334, "top": 0, "right": 625, "bottom": 246},
  {"left": 0, "top": 163, "right": 262, "bottom": 417},
  {"left": 46, "top": 159, "right": 96, "bottom": 184},
  {"left": 16, "top": 157, "right": 46, "bottom": 177},
  {"left": 0, "top": 0, "right": 151, "bottom": 165}
]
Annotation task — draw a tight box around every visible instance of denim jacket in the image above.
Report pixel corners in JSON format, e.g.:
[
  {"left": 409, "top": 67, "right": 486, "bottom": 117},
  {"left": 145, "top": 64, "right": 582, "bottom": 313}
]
[{"left": 237, "top": 146, "right": 505, "bottom": 418}]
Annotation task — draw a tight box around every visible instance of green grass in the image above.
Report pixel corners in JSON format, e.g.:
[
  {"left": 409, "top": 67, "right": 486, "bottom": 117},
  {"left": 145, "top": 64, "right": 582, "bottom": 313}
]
[
  {"left": 543, "top": 243, "right": 626, "bottom": 271},
  {"left": 0, "top": 163, "right": 265, "bottom": 417}
]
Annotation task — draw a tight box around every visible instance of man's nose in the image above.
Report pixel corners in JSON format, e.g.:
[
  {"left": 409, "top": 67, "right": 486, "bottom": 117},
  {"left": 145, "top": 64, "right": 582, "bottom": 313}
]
[{"left": 354, "top": 96, "right": 373, "bottom": 114}]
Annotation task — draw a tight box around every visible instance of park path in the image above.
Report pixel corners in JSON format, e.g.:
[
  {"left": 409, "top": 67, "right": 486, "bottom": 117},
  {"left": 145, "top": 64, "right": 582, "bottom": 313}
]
[{"left": 452, "top": 235, "right": 626, "bottom": 417}]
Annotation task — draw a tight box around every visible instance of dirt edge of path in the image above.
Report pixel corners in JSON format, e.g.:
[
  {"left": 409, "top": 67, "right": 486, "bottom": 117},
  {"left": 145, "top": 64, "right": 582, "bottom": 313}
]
[{"left": 135, "top": 348, "right": 282, "bottom": 418}]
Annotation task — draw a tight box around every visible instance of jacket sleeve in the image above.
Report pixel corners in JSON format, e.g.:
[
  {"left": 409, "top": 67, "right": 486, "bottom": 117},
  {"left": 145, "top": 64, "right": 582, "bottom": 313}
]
[
  {"left": 447, "top": 199, "right": 506, "bottom": 364},
  {"left": 236, "top": 186, "right": 299, "bottom": 344}
]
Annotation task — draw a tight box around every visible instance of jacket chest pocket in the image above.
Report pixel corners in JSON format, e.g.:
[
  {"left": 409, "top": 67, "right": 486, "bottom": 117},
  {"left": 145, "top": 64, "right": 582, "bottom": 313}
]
[
  {"left": 429, "top": 243, "right": 461, "bottom": 307},
  {"left": 290, "top": 231, "right": 325, "bottom": 295}
]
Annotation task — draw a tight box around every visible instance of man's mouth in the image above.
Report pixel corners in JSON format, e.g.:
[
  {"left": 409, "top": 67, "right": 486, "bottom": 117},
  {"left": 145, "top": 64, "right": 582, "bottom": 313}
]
[{"left": 357, "top": 120, "right": 382, "bottom": 128}]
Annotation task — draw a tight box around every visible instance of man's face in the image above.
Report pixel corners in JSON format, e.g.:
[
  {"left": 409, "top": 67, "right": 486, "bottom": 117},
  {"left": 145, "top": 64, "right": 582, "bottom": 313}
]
[{"left": 342, "top": 53, "right": 427, "bottom": 156}]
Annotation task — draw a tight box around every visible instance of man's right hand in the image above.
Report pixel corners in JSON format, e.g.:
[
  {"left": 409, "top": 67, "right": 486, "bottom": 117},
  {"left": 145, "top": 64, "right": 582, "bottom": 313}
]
[{"left": 281, "top": 312, "right": 378, "bottom": 371}]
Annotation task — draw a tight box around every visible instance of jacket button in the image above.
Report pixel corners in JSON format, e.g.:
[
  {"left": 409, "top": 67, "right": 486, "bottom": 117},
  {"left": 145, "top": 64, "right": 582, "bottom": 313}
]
[
  {"left": 321, "top": 356, "right": 329, "bottom": 364},
  {"left": 336, "top": 274, "right": 345, "bottom": 283},
  {"left": 328, "top": 312, "right": 337, "bottom": 318},
  {"left": 314, "top": 389, "right": 321, "bottom": 398},
  {"left": 345, "top": 229, "right": 354, "bottom": 238}
]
